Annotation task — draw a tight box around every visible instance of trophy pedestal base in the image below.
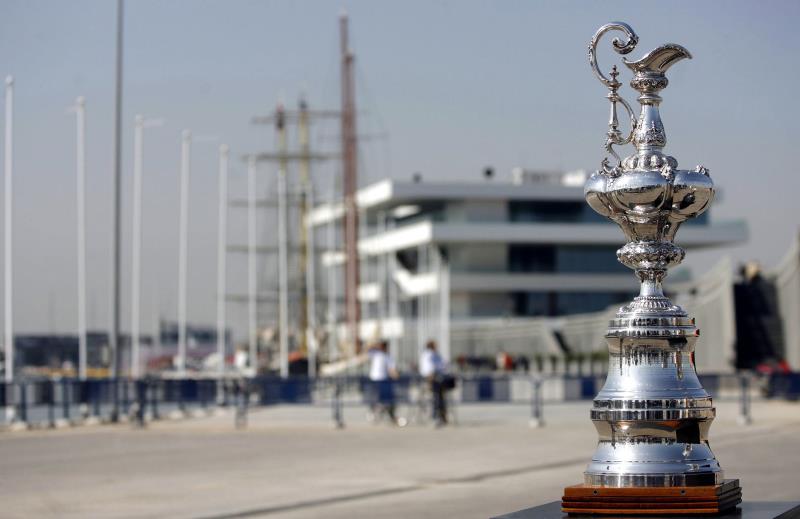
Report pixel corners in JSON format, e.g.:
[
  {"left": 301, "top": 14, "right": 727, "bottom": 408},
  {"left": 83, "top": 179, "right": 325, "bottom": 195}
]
[{"left": 561, "top": 479, "right": 741, "bottom": 515}]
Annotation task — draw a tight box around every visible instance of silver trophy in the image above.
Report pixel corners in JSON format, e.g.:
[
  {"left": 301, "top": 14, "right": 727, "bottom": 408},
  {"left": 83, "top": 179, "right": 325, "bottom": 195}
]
[{"left": 583, "top": 22, "right": 725, "bottom": 488}]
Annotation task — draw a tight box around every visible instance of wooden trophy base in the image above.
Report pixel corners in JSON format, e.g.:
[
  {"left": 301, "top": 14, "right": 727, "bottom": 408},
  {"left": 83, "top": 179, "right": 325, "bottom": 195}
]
[{"left": 561, "top": 479, "right": 742, "bottom": 515}]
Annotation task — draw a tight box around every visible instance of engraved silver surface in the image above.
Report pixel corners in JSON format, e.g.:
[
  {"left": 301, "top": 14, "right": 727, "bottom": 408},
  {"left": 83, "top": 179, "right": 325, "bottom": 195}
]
[{"left": 583, "top": 22, "right": 723, "bottom": 487}]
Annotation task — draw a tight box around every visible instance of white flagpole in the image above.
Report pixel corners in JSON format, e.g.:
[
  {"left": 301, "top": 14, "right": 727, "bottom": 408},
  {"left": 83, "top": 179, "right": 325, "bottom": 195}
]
[
  {"left": 216, "top": 144, "right": 229, "bottom": 382},
  {"left": 4, "top": 76, "right": 13, "bottom": 422},
  {"left": 75, "top": 97, "right": 88, "bottom": 380},
  {"left": 177, "top": 130, "right": 191, "bottom": 376},
  {"left": 247, "top": 156, "right": 257, "bottom": 375},
  {"left": 130, "top": 115, "right": 144, "bottom": 378}
]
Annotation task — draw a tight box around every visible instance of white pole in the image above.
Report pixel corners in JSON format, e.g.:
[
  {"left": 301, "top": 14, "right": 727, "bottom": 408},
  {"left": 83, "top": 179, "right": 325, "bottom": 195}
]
[
  {"left": 152, "top": 287, "right": 161, "bottom": 358},
  {"left": 278, "top": 166, "right": 289, "bottom": 378},
  {"left": 305, "top": 184, "right": 317, "bottom": 377},
  {"left": 387, "top": 228, "right": 399, "bottom": 363},
  {"left": 177, "top": 129, "right": 191, "bottom": 376},
  {"left": 377, "top": 211, "right": 387, "bottom": 324},
  {"left": 416, "top": 245, "right": 425, "bottom": 355},
  {"left": 247, "top": 156, "right": 257, "bottom": 375},
  {"left": 326, "top": 185, "right": 338, "bottom": 362},
  {"left": 130, "top": 115, "right": 143, "bottom": 379},
  {"left": 75, "top": 97, "right": 88, "bottom": 381},
  {"left": 4, "top": 76, "right": 13, "bottom": 422},
  {"left": 217, "top": 145, "right": 229, "bottom": 381},
  {"left": 439, "top": 249, "right": 450, "bottom": 363}
]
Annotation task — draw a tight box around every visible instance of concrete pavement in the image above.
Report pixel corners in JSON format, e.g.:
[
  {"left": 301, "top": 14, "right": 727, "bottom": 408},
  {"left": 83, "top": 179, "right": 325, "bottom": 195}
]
[{"left": 0, "top": 400, "right": 798, "bottom": 518}]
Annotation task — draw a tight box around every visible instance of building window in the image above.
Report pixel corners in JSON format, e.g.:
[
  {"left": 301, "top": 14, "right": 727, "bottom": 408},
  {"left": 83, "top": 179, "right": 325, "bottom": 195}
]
[
  {"left": 509, "top": 245, "right": 627, "bottom": 273},
  {"left": 556, "top": 292, "right": 632, "bottom": 315},
  {"left": 513, "top": 291, "right": 555, "bottom": 316},
  {"left": 514, "top": 291, "right": 633, "bottom": 317},
  {"left": 508, "top": 245, "right": 556, "bottom": 272},
  {"left": 556, "top": 246, "right": 628, "bottom": 273},
  {"left": 508, "top": 200, "right": 607, "bottom": 224}
]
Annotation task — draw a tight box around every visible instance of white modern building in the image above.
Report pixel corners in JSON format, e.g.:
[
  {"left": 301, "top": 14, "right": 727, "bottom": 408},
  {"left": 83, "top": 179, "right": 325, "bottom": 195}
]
[{"left": 309, "top": 169, "right": 748, "bottom": 368}]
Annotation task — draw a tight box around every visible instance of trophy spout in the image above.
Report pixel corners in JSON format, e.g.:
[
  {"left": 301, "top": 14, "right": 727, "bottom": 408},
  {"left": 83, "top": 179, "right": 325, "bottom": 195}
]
[{"left": 623, "top": 44, "right": 692, "bottom": 76}]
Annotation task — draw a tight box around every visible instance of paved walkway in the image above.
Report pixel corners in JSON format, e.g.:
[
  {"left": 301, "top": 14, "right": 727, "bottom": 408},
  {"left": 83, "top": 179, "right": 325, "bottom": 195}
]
[{"left": 1, "top": 400, "right": 798, "bottom": 518}]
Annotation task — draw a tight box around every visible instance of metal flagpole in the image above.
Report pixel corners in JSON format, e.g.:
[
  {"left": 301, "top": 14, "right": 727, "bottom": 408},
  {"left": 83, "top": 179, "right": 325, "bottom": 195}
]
[
  {"left": 177, "top": 129, "right": 191, "bottom": 376},
  {"left": 75, "top": 97, "right": 88, "bottom": 380},
  {"left": 4, "top": 76, "right": 14, "bottom": 423},
  {"left": 217, "top": 144, "right": 229, "bottom": 386},
  {"left": 247, "top": 156, "right": 257, "bottom": 375},
  {"left": 131, "top": 115, "right": 143, "bottom": 379}
]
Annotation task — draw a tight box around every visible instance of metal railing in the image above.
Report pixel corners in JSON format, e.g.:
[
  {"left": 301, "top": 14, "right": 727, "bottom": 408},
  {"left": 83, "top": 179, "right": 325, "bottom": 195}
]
[{"left": 0, "top": 371, "right": 779, "bottom": 431}]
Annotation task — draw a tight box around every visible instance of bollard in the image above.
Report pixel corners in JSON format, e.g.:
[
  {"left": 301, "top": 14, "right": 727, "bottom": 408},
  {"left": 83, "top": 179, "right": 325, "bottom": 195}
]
[
  {"left": 178, "top": 379, "right": 186, "bottom": 415},
  {"left": 529, "top": 376, "right": 545, "bottom": 428},
  {"left": 216, "top": 378, "right": 225, "bottom": 407},
  {"left": 46, "top": 379, "right": 56, "bottom": 428},
  {"left": 92, "top": 380, "right": 102, "bottom": 418},
  {"left": 121, "top": 380, "right": 130, "bottom": 416},
  {"left": 200, "top": 380, "right": 209, "bottom": 410},
  {"left": 738, "top": 372, "right": 752, "bottom": 426},
  {"left": 4, "top": 381, "right": 15, "bottom": 424},
  {"left": 150, "top": 378, "right": 160, "bottom": 421},
  {"left": 78, "top": 379, "right": 89, "bottom": 419},
  {"left": 61, "top": 378, "right": 71, "bottom": 422},
  {"left": 133, "top": 379, "right": 146, "bottom": 428},
  {"left": 332, "top": 379, "right": 345, "bottom": 429},
  {"left": 17, "top": 381, "right": 28, "bottom": 424},
  {"left": 234, "top": 378, "right": 247, "bottom": 429}
]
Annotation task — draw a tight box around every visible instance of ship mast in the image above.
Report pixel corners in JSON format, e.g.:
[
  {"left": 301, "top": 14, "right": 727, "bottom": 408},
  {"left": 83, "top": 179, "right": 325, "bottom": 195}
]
[{"left": 340, "top": 12, "right": 361, "bottom": 355}]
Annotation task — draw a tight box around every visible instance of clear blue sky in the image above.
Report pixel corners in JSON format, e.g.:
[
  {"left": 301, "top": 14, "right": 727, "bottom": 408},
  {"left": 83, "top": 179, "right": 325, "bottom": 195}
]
[{"left": 0, "top": 0, "right": 798, "bottom": 336}]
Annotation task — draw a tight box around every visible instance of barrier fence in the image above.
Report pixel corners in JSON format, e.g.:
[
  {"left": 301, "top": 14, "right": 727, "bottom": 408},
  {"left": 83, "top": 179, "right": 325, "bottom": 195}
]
[{"left": 1, "top": 371, "right": 796, "bottom": 430}]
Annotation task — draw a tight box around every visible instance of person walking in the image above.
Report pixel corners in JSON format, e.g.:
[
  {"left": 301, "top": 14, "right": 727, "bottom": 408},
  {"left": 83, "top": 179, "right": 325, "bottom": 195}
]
[
  {"left": 368, "top": 341, "right": 399, "bottom": 424},
  {"left": 420, "top": 340, "right": 448, "bottom": 427}
]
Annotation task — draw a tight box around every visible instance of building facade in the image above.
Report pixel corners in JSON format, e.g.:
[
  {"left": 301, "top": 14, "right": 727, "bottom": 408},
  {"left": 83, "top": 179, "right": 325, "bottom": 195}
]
[{"left": 309, "top": 170, "right": 747, "bottom": 367}]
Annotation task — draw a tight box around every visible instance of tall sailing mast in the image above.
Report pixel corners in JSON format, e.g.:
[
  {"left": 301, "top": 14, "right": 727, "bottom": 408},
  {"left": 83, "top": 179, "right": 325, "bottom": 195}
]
[
  {"left": 340, "top": 12, "right": 361, "bottom": 355},
  {"left": 248, "top": 102, "right": 337, "bottom": 374}
]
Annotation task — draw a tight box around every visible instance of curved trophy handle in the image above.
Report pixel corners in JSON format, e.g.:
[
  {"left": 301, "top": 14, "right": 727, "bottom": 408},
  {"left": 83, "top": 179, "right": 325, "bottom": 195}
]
[{"left": 589, "top": 22, "right": 638, "bottom": 174}]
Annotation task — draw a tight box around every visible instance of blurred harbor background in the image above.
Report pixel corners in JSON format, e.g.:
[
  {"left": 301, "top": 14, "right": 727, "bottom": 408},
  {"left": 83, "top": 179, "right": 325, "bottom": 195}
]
[
  {"left": 0, "top": 0, "right": 798, "bottom": 387},
  {"left": 0, "top": 1, "right": 799, "bottom": 517}
]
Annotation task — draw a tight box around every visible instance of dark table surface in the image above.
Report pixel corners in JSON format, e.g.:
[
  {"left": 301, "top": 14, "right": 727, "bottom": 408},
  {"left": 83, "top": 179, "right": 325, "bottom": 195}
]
[{"left": 492, "top": 501, "right": 800, "bottom": 519}]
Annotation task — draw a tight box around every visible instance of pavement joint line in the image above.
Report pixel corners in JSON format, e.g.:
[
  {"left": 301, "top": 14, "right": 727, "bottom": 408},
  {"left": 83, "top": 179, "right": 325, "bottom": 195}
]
[
  {"left": 426, "top": 456, "right": 589, "bottom": 485},
  {"left": 192, "top": 456, "right": 591, "bottom": 518},
  {"left": 193, "top": 485, "right": 422, "bottom": 519}
]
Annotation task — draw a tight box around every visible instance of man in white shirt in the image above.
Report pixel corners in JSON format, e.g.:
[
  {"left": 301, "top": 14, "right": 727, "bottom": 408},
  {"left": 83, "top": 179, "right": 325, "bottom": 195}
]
[
  {"left": 369, "top": 342, "right": 396, "bottom": 381},
  {"left": 419, "top": 340, "right": 448, "bottom": 426},
  {"left": 368, "top": 341, "right": 399, "bottom": 424}
]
